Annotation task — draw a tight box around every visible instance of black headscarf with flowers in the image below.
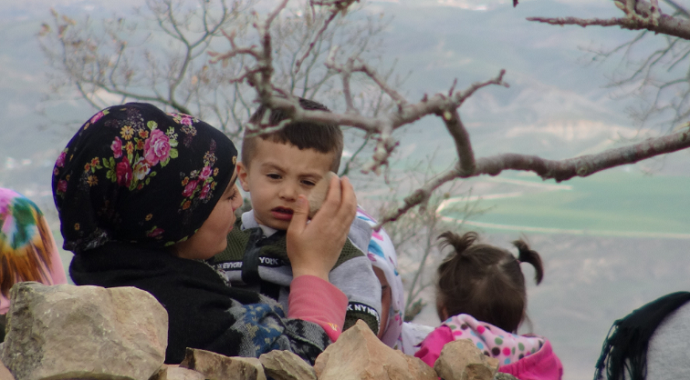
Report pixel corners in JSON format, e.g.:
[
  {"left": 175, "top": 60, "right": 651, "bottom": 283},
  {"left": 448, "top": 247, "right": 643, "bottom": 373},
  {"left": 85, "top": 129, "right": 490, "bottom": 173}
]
[{"left": 52, "top": 102, "right": 237, "bottom": 254}]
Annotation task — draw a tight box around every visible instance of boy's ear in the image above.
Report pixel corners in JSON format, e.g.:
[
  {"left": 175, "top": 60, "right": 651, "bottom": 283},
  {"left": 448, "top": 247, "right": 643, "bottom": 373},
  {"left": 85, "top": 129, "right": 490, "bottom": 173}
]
[{"left": 237, "top": 162, "right": 251, "bottom": 192}]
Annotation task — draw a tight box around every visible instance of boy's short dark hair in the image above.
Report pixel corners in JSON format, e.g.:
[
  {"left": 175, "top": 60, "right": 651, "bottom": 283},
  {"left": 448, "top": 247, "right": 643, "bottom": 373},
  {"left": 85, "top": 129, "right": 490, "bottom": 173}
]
[{"left": 242, "top": 98, "right": 343, "bottom": 172}]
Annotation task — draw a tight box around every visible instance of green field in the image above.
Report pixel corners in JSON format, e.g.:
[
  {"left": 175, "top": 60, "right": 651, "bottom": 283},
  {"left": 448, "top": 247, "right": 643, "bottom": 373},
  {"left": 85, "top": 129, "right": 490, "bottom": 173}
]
[{"left": 441, "top": 171, "right": 690, "bottom": 238}]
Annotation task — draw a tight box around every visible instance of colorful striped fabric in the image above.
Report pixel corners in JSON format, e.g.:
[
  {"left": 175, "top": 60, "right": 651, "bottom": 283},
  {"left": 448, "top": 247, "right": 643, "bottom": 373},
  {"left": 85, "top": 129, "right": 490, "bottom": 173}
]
[{"left": 0, "top": 188, "right": 66, "bottom": 313}]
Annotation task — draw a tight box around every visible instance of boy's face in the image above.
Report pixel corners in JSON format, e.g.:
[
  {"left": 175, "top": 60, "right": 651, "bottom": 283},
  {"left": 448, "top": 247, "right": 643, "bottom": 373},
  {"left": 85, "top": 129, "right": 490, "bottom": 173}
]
[{"left": 237, "top": 138, "right": 336, "bottom": 230}]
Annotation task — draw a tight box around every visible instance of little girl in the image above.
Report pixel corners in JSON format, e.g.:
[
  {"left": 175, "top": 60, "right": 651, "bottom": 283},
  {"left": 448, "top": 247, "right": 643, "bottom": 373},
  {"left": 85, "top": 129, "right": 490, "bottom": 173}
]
[{"left": 415, "top": 231, "right": 563, "bottom": 380}]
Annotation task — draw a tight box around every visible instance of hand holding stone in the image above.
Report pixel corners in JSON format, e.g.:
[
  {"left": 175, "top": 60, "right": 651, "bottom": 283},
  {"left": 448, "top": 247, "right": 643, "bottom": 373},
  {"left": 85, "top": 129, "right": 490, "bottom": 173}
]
[
  {"left": 287, "top": 175, "right": 357, "bottom": 282},
  {"left": 307, "top": 171, "right": 337, "bottom": 219}
]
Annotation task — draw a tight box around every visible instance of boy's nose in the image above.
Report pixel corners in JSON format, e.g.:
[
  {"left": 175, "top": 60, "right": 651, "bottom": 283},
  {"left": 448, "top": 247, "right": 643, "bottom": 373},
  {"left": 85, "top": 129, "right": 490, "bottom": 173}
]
[{"left": 279, "top": 183, "right": 299, "bottom": 201}]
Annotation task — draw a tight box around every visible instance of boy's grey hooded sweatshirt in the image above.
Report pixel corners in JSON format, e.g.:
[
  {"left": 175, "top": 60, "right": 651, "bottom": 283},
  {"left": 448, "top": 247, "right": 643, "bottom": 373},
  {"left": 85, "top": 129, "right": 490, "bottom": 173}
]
[{"left": 208, "top": 210, "right": 382, "bottom": 334}]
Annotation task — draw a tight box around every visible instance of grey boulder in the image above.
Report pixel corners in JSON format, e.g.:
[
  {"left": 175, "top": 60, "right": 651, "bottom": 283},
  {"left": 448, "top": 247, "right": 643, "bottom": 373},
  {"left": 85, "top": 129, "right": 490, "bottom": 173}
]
[{"left": 1, "top": 282, "right": 168, "bottom": 380}]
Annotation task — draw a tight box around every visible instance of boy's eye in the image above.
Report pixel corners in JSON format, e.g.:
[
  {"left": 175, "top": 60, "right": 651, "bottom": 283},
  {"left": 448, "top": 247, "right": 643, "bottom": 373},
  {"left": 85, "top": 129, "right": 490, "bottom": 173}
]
[
  {"left": 301, "top": 180, "right": 316, "bottom": 186},
  {"left": 267, "top": 174, "right": 281, "bottom": 180}
]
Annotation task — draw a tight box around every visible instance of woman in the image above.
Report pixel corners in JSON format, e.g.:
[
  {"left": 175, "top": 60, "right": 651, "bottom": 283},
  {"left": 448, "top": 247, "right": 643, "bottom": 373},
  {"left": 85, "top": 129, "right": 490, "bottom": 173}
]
[
  {"left": 52, "top": 103, "right": 355, "bottom": 364},
  {"left": 1, "top": 188, "right": 67, "bottom": 341}
]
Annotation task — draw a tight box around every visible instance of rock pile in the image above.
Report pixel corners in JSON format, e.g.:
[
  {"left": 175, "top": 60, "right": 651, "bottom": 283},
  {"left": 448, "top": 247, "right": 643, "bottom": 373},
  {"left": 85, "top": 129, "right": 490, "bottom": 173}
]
[
  {"left": 434, "top": 339, "right": 500, "bottom": 380},
  {"left": 314, "top": 320, "right": 437, "bottom": 380},
  {"left": 179, "top": 348, "right": 266, "bottom": 380},
  {"left": 1, "top": 282, "right": 167, "bottom": 380},
  {"left": 0, "top": 283, "right": 518, "bottom": 380},
  {"left": 259, "top": 349, "right": 317, "bottom": 380}
]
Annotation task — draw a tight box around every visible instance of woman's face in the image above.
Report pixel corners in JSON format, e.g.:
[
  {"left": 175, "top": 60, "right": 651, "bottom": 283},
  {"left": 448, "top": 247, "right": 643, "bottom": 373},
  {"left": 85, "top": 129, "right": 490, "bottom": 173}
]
[
  {"left": 373, "top": 266, "right": 391, "bottom": 339},
  {"left": 175, "top": 173, "right": 243, "bottom": 260}
]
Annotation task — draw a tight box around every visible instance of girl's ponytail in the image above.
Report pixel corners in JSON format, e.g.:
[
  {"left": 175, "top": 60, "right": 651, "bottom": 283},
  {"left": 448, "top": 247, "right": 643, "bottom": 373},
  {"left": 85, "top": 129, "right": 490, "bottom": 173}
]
[
  {"left": 513, "top": 239, "right": 544, "bottom": 285},
  {"left": 438, "top": 231, "right": 478, "bottom": 258}
]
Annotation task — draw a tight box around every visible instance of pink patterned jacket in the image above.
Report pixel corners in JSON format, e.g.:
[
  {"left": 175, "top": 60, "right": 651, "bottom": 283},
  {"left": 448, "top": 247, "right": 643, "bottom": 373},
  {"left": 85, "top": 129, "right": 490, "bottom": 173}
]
[{"left": 415, "top": 314, "right": 563, "bottom": 380}]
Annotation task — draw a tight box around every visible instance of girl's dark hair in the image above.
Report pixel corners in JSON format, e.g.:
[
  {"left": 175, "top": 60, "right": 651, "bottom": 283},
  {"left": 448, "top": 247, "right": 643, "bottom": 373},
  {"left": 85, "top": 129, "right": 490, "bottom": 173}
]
[{"left": 435, "top": 231, "right": 544, "bottom": 333}]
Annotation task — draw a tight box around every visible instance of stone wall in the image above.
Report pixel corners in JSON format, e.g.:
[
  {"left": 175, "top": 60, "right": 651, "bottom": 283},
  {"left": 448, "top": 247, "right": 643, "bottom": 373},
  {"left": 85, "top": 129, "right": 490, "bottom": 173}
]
[{"left": 0, "top": 283, "right": 517, "bottom": 380}]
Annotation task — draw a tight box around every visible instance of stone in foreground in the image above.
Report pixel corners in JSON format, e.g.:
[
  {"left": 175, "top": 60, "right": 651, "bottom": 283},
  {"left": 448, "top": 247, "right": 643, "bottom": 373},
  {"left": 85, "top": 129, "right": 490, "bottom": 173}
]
[
  {"left": 1, "top": 282, "right": 167, "bottom": 380},
  {"left": 259, "top": 350, "right": 316, "bottom": 380},
  {"left": 307, "top": 171, "right": 336, "bottom": 218},
  {"left": 434, "top": 339, "right": 499, "bottom": 380},
  {"left": 150, "top": 366, "right": 205, "bottom": 380},
  {"left": 0, "top": 358, "right": 16, "bottom": 380},
  {"left": 314, "top": 320, "right": 437, "bottom": 380},
  {"left": 180, "top": 348, "right": 266, "bottom": 380},
  {"left": 493, "top": 373, "right": 519, "bottom": 380}
]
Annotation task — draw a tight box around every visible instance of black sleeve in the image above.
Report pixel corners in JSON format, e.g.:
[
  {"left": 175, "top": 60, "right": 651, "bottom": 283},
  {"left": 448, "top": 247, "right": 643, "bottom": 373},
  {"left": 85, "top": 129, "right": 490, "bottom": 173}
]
[{"left": 344, "top": 308, "right": 379, "bottom": 335}]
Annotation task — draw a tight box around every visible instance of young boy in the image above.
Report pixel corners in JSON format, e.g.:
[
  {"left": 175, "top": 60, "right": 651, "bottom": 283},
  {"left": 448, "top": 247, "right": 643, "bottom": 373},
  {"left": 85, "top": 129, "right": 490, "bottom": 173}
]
[{"left": 209, "top": 98, "right": 381, "bottom": 335}]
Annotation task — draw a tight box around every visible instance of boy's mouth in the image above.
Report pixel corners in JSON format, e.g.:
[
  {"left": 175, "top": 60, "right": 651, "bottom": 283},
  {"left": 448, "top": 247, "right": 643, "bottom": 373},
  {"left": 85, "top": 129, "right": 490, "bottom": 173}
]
[{"left": 271, "top": 207, "right": 294, "bottom": 221}]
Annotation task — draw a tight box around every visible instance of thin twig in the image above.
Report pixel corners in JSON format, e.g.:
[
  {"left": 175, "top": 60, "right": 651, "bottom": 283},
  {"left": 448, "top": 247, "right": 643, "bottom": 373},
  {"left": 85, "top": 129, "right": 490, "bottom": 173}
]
[{"left": 294, "top": 9, "right": 339, "bottom": 72}]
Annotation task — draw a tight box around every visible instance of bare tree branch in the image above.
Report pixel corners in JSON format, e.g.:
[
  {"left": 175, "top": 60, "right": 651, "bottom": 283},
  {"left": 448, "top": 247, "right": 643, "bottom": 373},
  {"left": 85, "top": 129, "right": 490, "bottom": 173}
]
[
  {"left": 474, "top": 127, "right": 690, "bottom": 180},
  {"left": 374, "top": 127, "right": 690, "bottom": 228},
  {"left": 40, "top": 0, "right": 397, "bottom": 143},
  {"left": 326, "top": 47, "right": 407, "bottom": 109},
  {"left": 294, "top": 9, "right": 339, "bottom": 72},
  {"left": 528, "top": 0, "right": 690, "bottom": 40},
  {"left": 563, "top": 0, "right": 690, "bottom": 133},
  {"left": 439, "top": 108, "right": 475, "bottom": 176},
  {"left": 44, "top": 0, "right": 690, "bottom": 232},
  {"left": 339, "top": 134, "right": 371, "bottom": 176},
  {"left": 662, "top": 0, "right": 690, "bottom": 18},
  {"left": 206, "top": 0, "right": 690, "bottom": 229}
]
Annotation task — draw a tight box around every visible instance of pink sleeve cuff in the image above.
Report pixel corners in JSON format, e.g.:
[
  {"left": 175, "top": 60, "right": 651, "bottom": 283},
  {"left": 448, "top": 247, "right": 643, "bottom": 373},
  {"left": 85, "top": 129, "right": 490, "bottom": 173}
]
[
  {"left": 288, "top": 275, "right": 348, "bottom": 342},
  {"left": 415, "top": 325, "right": 454, "bottom": 367},
  {"left": 499, "top": 340, "right": 564, "bottom": 380}
]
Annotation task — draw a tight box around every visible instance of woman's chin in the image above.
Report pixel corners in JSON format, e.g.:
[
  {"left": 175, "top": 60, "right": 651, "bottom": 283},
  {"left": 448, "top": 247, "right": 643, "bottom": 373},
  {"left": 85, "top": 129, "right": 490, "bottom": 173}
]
[{"left": 217, "top": 240, "right": 228, "bottom": 253}]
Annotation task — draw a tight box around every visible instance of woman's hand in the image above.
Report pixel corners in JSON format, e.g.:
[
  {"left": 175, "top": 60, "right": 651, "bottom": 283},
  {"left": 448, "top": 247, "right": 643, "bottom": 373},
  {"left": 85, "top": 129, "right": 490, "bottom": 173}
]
[{"left": 286, "top": 175, "right": 357, "bottom": 282}]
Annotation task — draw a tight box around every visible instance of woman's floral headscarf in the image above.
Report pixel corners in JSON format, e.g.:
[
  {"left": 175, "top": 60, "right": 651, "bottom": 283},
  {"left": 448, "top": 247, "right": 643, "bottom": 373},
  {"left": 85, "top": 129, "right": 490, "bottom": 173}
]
[
  {"left": 52, "top": 103, "right": 237, "bottom": 254},
  {"left": 0, "top": 188, "right": 66, "bottom": 300}
]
